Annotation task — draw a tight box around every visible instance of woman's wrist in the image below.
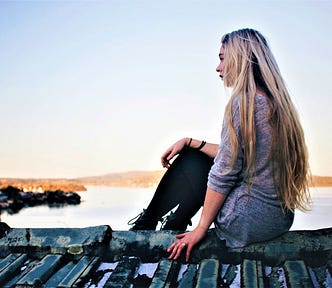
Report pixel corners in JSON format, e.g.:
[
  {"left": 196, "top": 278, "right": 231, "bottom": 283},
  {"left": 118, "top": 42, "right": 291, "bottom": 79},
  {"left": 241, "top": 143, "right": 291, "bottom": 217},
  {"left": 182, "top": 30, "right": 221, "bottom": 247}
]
[
  {"left": 184, "top": 137, "right": 192, "bottom": 148},
  {"left": 196, "top": 224, "right": 209, "bottom": 234},
  {"left": 185, "top": 137, "right": 206, "bottom": 150}
]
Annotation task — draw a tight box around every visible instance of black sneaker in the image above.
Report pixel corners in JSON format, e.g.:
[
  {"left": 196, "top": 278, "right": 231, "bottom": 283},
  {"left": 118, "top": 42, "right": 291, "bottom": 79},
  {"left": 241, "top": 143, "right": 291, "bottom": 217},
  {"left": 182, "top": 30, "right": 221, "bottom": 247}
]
[
  {"left": 128, "top": 209, "right": 160, "bottom": 230},
  {"left": 161, "top": 211, "right": 192, "bottom": 231}
]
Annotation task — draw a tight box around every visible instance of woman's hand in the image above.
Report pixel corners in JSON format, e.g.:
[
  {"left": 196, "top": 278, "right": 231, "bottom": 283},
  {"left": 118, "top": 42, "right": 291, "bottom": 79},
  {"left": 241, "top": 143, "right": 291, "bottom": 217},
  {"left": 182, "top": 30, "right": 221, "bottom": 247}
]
[
  {"left": 161, "top": 138, "right": 189, "bottom": 168},
  {"left": 167, "top": 226, "right": 207, "bottom": 262}
]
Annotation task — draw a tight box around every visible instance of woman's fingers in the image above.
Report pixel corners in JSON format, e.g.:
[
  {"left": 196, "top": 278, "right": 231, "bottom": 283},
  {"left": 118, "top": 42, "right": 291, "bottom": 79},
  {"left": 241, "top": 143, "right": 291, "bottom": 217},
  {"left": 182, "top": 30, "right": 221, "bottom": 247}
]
[
  {"left": 167, "top": 232, "right": 192, "bottom": 261},
  {"left": 186, "top": 244, "right": 193, "bottom": 262},
  {"left": 167, "top": 228, "right": 207, "bottom": 262},
  {"left": 161, "top": 147, "right": 175, "bottom": 168},
  {"left": 167, "top": 241, "right": 188, "bottom": 260},
  {"left": 161, "top": 138, "right": 188, "bottom": 167},
  {"left": 161, "top": 152, "right": 171, "bottom": 167},
  {"left": 175, "top": 233, "right": 186, "bottom": 239}
]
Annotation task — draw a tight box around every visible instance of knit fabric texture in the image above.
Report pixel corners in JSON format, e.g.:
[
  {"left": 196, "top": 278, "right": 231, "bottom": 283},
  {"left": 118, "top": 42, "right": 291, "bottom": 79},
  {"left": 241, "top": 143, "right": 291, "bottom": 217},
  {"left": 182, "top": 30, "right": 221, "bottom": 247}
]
[{"left": 208, "top": 94, "right": 294, "bottom": 248}]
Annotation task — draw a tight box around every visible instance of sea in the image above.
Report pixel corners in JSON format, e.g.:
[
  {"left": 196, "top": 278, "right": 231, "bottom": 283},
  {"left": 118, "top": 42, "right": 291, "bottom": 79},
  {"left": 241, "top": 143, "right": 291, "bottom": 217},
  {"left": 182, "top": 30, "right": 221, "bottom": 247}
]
[{"left": 1, "top": 186, "right": 332, "bottom": 231}]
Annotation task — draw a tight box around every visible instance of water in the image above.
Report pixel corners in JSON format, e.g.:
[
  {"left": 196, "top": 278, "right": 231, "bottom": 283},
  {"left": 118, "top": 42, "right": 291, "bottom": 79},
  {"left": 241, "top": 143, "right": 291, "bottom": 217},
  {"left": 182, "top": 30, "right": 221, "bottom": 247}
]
[{"left": 1, "top": 186, "right": 331, "bottom": 231}]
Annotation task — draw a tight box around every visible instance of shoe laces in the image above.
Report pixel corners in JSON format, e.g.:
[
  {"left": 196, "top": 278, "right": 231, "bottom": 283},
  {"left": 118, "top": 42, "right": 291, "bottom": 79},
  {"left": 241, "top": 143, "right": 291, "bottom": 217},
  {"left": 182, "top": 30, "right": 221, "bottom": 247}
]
[
  {"left": 127, "top": 209, "right": 146, "bottom": 225},
  {"left": 127, "top": 209, "right": 163, "bottom": 226}
]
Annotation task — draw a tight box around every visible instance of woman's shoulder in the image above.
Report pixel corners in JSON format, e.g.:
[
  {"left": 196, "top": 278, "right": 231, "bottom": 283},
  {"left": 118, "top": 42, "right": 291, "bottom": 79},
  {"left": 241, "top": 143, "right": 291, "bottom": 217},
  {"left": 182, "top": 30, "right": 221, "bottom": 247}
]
[
  {"left": 254, "top": 92, "right": 271, "bottom": 111},
  {"left": 229, "top": 92, "right": 270, "bottom": 109}
]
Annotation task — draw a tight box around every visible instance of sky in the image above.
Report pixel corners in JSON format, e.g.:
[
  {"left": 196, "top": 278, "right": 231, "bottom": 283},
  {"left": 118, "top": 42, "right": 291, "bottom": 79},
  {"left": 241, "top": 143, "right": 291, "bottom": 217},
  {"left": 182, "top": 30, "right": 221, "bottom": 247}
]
[{"left": 0, "top": 0, "right": 331, "bottom": 178}]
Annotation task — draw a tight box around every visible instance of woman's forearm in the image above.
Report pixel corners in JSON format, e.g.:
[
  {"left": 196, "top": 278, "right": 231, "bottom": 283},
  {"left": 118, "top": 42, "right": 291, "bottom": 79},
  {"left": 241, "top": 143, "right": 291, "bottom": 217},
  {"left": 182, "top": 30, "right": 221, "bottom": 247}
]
[
  {"left": 185, "top": 137, "right": 219, "bottom": 158},
  {"left": 197, "top": 187, "right": 226, "bottom": 231}
]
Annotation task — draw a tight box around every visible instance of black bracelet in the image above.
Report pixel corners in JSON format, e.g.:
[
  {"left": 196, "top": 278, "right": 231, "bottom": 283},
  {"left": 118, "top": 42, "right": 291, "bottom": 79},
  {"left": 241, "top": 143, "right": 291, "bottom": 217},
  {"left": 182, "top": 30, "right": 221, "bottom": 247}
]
[
  {"left": 186, "top": 138, "right": 193, "bottom": 148},
  {"left": 196, "top": 140, "right": 206, "bottom": 150}
]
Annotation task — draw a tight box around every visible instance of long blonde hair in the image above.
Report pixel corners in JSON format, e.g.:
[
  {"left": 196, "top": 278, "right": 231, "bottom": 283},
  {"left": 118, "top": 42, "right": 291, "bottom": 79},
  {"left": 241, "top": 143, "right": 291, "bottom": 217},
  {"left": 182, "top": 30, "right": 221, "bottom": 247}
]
[{"left": 222, "top": 28, "right": 310, "bottom": 211}]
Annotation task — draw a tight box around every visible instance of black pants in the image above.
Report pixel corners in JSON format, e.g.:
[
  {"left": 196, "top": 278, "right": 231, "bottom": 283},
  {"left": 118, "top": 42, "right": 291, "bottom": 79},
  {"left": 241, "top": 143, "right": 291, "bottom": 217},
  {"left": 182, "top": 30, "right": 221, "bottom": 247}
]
[{"left": 145, "top": 148, "right": 214, "bottom": 225}]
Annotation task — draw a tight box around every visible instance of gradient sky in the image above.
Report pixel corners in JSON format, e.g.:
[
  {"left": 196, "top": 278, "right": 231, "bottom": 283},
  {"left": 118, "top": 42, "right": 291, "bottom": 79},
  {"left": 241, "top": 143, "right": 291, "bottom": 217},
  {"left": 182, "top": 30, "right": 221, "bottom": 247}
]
[{"left": 0, "top": 0, "right": 331, "bottom": 178}]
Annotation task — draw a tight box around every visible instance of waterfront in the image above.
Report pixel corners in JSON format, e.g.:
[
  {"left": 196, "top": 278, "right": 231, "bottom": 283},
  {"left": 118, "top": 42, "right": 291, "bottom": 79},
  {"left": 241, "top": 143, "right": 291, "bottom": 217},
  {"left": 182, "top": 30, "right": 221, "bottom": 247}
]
[{"left": 1, "top": 186, "right": 331, "bottom": 231}]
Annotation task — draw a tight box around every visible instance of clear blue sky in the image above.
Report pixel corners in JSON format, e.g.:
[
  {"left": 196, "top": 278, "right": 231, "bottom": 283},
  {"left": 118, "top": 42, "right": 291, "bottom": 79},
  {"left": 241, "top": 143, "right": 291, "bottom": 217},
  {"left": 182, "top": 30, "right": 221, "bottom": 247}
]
[{"left": 0, "top": 0, "right": 331, "bottom": 178}]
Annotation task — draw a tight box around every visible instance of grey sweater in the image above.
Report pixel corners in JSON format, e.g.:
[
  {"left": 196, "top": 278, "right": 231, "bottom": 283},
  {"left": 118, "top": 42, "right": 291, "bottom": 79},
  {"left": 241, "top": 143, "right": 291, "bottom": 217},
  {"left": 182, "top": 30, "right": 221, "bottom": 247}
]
[{"left": 207, "top": 94, "right": 294, "bottom": 248}]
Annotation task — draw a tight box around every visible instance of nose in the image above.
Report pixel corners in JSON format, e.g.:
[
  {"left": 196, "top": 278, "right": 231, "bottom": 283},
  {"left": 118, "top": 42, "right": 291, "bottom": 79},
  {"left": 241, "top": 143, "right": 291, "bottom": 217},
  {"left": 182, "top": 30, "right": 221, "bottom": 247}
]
[{"left": 216, "top": 62, "right": 222, "bottom": 73}]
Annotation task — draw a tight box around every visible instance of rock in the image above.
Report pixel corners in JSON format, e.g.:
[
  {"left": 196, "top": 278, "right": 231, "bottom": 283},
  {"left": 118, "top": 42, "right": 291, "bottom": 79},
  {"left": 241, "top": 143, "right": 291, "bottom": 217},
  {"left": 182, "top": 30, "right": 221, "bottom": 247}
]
[{"left": 0, "top": 186, "right": 81, "bottom": 214}]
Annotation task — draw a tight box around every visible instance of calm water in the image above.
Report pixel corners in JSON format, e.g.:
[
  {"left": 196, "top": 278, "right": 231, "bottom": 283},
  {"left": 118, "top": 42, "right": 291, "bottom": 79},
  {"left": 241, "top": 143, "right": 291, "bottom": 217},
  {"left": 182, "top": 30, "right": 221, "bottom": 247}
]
[{"left": 1, "top": 186, "right": 331, "bottom": 231}]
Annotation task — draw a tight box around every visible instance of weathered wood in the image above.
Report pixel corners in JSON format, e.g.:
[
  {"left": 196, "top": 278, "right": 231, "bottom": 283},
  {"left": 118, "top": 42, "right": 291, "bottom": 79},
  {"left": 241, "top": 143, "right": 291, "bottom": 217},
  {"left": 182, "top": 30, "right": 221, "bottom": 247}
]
[
  {"left": 109, "top": 228, "right": 332, "bottom": 265},
  {"left": 284, "top": 260, "right": 314, "bottom": 288},
  {"left": 0, "top": 224, "right": 330, "bottom": 287},
  {"left": 0, "top": 253, "right": 28, "bottom": 285},
  {"left": 104, "top": 256, "right": 140, "bottom": 288},
  {"left": 149, "top": 259, "right": 178, "bottom": 288},
  {"left": 16, "top": 254, "right": 63, "bottom": 287},
  {"left": 241, "top": 259, "right": 265, "bottom": 287},
  {"left": 0, "top": 225, "right": 112, "bottom": 257},
  {"left": 195, "top": 259, "right": 220, "bottom": 288},
  {"left": 177, "top": 264, "right": 197, "bottom": 288}
]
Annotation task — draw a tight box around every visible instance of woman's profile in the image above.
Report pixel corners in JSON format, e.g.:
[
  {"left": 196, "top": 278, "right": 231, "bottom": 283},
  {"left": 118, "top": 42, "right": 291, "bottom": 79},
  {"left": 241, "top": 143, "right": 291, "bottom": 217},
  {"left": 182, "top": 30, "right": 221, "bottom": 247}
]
[{"left": 128, "top": 28, "right": 311, "bottom": 262}]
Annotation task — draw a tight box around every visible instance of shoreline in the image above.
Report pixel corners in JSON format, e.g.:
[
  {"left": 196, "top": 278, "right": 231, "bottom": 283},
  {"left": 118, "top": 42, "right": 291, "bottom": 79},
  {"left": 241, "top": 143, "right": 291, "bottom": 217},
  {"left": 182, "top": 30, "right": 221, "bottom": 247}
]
[{"left": 0, "top": 172, "right": 331, "bottom": 191}]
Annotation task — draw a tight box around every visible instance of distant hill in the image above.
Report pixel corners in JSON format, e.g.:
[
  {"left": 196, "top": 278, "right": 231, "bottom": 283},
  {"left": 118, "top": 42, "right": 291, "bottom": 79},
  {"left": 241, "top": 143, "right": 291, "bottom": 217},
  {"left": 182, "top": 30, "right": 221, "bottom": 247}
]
[
  {"left": 74, "top": 170, "right": 165, "bottom": 188},
  {"left": 311, "top": 175, "right": 332, "bottom": 187},
  {"left": 0, "top": 171, "right": 331, "bottom": 192},
  {"left": 0, "top": 178, "right": 86, "bottom": 192},
  {"left": 73, "top": 172, "right": 331, "bottom": 188}
]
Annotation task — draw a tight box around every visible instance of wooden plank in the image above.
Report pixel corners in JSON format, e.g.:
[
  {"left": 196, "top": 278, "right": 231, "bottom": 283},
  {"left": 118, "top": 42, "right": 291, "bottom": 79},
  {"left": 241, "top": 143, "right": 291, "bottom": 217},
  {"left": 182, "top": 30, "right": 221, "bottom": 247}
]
[
  {"left": 0, "top": 254, "right": 27, "bottom": 285},
  {"left": 57, "top": 256, "right": 98, "bottom": 288},
  {"left": 0, "top": 254, "right": 23, "bottom": 272},
  {"left": 149, "top": 259, "right": 173, "bottom": 288},
  {"left": 164, "top": 261, "right": 180, "bottom": 288},
  {"left": 15, "top": 254, "right": 63, "bottom": 287},
  {"left": 195, "top": 259, "right": 220, "bottom": 288},
  {"left": 241, "top": 259, "right": 265, "bottom": 287},
  {"left": 73, "top": 256, "right": 100, "bottom": 287},
  {"left": 284, "top": 260, "right": 313, "bottom": 288},
  {"left": 178, "top": 264, "right": 197, "bottom": 288},
  {"left": 104, "top": 256, "right": 140, "bottom": 288},
  {"left": 44, "top": 261, "right": 76, "bottom": 288}
]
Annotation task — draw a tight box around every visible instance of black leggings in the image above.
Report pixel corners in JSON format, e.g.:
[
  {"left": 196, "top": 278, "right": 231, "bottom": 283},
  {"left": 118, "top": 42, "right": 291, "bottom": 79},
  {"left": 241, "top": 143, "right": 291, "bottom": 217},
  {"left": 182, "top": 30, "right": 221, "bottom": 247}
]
[{"left": 145, "top": 148, "right": 214, "bottom": 222}]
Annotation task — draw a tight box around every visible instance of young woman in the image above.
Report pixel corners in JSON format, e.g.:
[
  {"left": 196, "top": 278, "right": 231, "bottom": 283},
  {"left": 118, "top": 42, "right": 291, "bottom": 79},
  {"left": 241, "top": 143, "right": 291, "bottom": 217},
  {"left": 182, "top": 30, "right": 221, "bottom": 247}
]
[{"left": 128, "top": 28, "right": 311, "bottom": 262}]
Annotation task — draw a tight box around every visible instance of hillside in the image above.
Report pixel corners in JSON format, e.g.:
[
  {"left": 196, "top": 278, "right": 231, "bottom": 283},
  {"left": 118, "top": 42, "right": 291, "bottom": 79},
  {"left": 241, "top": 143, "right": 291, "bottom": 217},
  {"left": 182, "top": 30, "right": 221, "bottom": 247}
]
[
  {"left": 74, "top": 170, "right": 165, "bottom": 188},
  {"left": 0, "top": 172, "right": 331, "bottom": 191},
  {"left": 0, "top": 178, "right": 86, "bottom": 192},
  {"left": 311, "top": 175, "right": 332, "bottom": 187},
  {"left": 74, "top": 172, "right": 331, "bottom": 188}
]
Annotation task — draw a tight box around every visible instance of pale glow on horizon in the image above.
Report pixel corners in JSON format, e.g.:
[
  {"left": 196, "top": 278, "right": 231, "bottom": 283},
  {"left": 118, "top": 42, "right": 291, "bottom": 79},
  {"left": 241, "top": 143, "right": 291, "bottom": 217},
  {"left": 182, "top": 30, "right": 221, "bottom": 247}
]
[{"left": 0, "top": 1, "right": 331, "bottom": 178}]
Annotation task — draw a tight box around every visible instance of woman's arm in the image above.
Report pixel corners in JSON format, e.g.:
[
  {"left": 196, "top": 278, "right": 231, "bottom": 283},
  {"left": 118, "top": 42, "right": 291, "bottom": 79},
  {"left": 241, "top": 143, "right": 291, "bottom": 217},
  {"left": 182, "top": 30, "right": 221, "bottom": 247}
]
[
  {"left": 186, "top": 138, "right": 219, "bottom": 159},
  {"left": 167, "top": 187, "right": 226, "bottom": 262},
  {"left": 161, "top": 137, "right": 218, "bottom": 168}
]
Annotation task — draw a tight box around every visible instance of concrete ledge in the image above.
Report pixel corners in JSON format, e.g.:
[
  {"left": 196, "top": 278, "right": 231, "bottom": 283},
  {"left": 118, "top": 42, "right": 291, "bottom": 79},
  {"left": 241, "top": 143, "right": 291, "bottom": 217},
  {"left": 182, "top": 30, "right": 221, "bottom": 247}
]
[
  {"left": 0, "top": 225, "right": 112, "bottom": 256},
  {"left": 0, "top": 224, "right": 330, "bottom": 287},
  {"left": 0, "top": 225, "right": 330, "bottom": 266},
  {"left": 109, "top": 228, "right": 332, "bottom": 265}
]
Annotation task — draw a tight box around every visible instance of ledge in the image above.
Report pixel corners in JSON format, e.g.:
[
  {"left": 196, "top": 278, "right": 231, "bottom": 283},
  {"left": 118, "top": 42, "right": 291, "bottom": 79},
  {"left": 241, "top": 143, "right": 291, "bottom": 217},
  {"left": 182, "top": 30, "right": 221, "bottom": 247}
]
[{"left": 0, "top": 224, "right": 330, "bottom": 287}]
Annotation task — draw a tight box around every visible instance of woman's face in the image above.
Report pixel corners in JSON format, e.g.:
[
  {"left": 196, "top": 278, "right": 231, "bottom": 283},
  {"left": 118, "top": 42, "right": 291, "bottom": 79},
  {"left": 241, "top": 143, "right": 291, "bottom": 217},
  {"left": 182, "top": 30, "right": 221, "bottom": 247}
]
[{"left": 216, "top": 44, "right": 225, "bottom": 80}]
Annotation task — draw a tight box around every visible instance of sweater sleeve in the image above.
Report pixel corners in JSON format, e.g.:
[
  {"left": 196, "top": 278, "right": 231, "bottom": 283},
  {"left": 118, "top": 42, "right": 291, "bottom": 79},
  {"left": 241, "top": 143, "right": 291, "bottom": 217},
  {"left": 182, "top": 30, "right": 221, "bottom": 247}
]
[{"left": 207, "top": 99, "right": 244, "bottom": 196}]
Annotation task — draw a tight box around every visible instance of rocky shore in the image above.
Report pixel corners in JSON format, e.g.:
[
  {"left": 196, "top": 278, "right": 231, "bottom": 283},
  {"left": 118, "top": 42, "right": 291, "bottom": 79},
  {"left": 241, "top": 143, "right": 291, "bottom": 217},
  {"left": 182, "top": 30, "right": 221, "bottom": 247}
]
[{"left": 0, "top": 186, "right": 81, "bottom": 215}]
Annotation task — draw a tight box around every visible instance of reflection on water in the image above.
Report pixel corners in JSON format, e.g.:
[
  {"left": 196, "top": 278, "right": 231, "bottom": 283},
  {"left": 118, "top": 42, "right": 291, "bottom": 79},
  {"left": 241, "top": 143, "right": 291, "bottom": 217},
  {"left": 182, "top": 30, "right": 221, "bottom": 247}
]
[{"left": 1, "top": 186, "right": 331, "bottom": 231}]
